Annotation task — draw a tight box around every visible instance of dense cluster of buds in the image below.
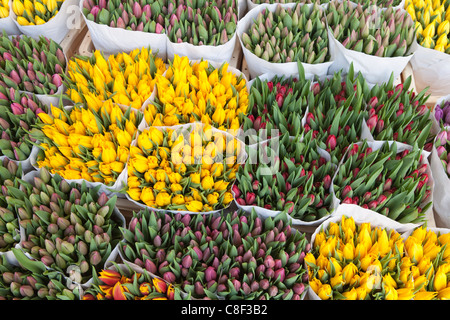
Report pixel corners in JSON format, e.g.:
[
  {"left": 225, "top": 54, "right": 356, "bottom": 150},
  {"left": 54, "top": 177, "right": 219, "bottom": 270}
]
[
  {"left": 166, "top": 0, "right": 238, "bottom": 46},
  {"left": 144, "top": 55, "right": 249, "bottom": 132},
  {"left": 249, "top": 0, "right": 329, "bottom": 5},
  {"left": 64, "top": 48, "right": 166, "bottom": 110},
  {"left": 127, "top": 124, "right": 239, "bottom": 212},
  {"left": 12, "top": 0, "right": 63, "bottom": 25},
  {"left": 14, "top": 168, "right": 123, "bottom": 284},
  {"left": 0, "top": 158, "right": 23, "bottom": 252},
  {"left": 0, "top": 33, "right": 66, "bottom": 95},
  {"left": 303, "top": 66, "right": 369, "bottom": 165},
  {"left": 434, "top": 98, "right": 450, "bottom": 127},
  {"left": 435, "top": 128, "right": 450, "bottom": 177},
  {"left": 403, "top": 227, "right": 450, "bottom": 300},
  {"left": 83, "top": 263, "right": 178, "bottom": 300},
  {"left": 242, "top": 74, "right": 312, "bottom": 143},
  {"left": 333, "top": 141, "right": 432, "bottom": 224},
  {"left": 0, "top": 0, "right": 10, "bottom": 18},
  {"left": 120, "top": 208, "right": 310, "bottom": 300},
  {"left": 0, "top": 87, "right": 47, "bottom": 161},
  {"left": 351, "top": 0, "right": 402, "bottom": 7},
  {"left": 365, "top": 77, "right": 434, "bottom": 151},
  {"left": 241, "top": 3, "right": 330, "bottom": 64},
  {"left": 0, "top": 249, "right": 80, "bottom": 300},
  {"left": 83, "top": 0, "right": 166, "bottom": 33},
  {"left": 234, "top": 132, "right": 334, "bottom": 222},
  {"left": 31, "top": 101, "right": 143, "bottom": 186},
  {"left": 306, "top": 215, "right": 416, "bottom": 300},
  {"left": 406, "top": 0, "right": 450, "bottom": 53},
  {"left": 326, "top": 0, "right": 415, "bottom": 57}
]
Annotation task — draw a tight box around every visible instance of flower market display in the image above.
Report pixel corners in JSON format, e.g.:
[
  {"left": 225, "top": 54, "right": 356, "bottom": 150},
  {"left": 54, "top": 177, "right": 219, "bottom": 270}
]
[{"left": 0, "top": 0, "right": 450, "bottom": 304}]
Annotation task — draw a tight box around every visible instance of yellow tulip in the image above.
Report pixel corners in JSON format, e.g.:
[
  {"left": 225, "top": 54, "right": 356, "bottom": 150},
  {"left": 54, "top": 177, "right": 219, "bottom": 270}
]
[
  {"left": 155, "top": 192, "right": 171, "bottom": 207},
  {"left": 317, "top": 284, "right": 332, "bottom": 300},
  {"left": 223, "top": 192, "right": 233, "bottom": 204},
  {"left": 140, "top": 187, "right": 155, "bottom": 204},
  {"left": 437, "top": 287, "right": 450, "bottom": 300},
  {"left": 433, "top": 270, "right": 447, "bottom": 291},
  {"left": 342, "top": 288, "right": 357, "bottom": 300},
  {"left": 414, "top": 291, "right": 437, "bottom": 300},
  {"left": 343, "top": 242, "right": 355, "bottom": 260},
  {"left": 185, "top": 200, "right": 203, "bottom": 212},
  {"left": 342, "top": 263, "right": 358, "bottom": 284},
  {"left": 397, "top": 287, "right": 415, "bottom": 300},
  {"left": 102, "top": 147, "right": 117, "bottom": 164},
  {"left": 127, "top": 188, "right": 142, "bottom": 201},
  {"left": 201, "top": 176, "right": 214, "bottom": 190},
  {"left": 384, "top": 285, "right": 398, "bottom": 300}
]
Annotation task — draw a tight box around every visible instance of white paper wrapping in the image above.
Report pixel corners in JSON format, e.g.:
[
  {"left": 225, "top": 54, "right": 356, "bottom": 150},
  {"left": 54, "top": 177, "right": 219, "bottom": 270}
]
[
  {"left": 80, "top": 0, "right": 167, "bottom": 60},
  {"left": 237, "top": 3, "right": 333, "bottom": 79},
  {"left": 430, "top": 130, "right": 450, "bottom": 229},
  {"left": 307, "top": 203, "right": 418, "bottom": 300},
  {"left": 0, "top": 1, "right": 20, "bottom": 35},
  {"left": 410, "top": 41, "right": 450, "bottom": 97},
  {"left": 330, "top": 140, "right": 435, "bottom": 228},
  {"left": 166, "top": 32, "right": 237, "bottom": 64},
  {"left": 11, "top": 0, "right": 80, "bottom": 43}
]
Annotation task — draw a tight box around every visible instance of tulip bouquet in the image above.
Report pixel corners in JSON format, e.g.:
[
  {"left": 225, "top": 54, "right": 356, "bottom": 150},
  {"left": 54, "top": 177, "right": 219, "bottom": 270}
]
[
  {"left": 434, "top": 98, "right": 450, "bottom": 127},
  {"left": 434, "top": 128, "right": 450, "bottom": 177},
  {"left": 126, "top": 123, "right": 242, "bottom": 212},
  {"left": 234, "top": 132, "right": 335, "bottom": 222},
  {"left": 0, "top": 0, "right": 9, "bottom": 18},
  {"left": 82, "top": 263, "right": 180, "bottom": 300},
  {"left": 249, "top": 0, "right": 329, "bottom": 5},
  {"left": 307, "top": 214, "right": 416, "bottom": 300},
  {"left": 0, "top": 158, "right": 23, "bottom": 252},
  {"left": 365, "top": 77, "right": 434, "bottom": 151},
  {"left": 12, "top": 0, "right": 64, "bottom": 25},
  {"left": 166, "top": 0, "right": 238, "bottom": 47},
  {"left": 119, "top": 208, "right": 310, "bottom": 300},
  {"left": 0, "top": 248, "right": 81, "bottom": 300},
  {"left": 242, "top": 73, "right": 313, "bottom": 144},
  {"left": 0, "top": 87, "right": 48, "bottom": 162},
  {"left": 144, "top": 55, "right": 249, "bottom": 133},
  {"left": 14, "top": 168, "right": 124, "bottom": 285},
  {"left": 241, "top": 3, "right": 330, "bottom": 64},
  {"left": 303, "top": 66, "right": 369, "bottom": 165},
  {"left": 405, "top": 0, "right": 450, "bottom": 53},
  {"left": 333, "top": 140, "right": 432, "bottom": 224},
  {"left": 403, "top": 227, "right": 450, "bottom": 300},
  {"left": 64, "top": 48, "right": 166, "bottom": 110},
  {"left": 0, "top": 33, "right": 66, "bottom": 95},
  {"left": 30, "top": 100, "right": 143, "bottom": 187},
  {"left": 326, "top": 0, "right": 415, "bottom": 57},
  {"left": 82, "top": 0, "right": 166, "bottom": 33}
]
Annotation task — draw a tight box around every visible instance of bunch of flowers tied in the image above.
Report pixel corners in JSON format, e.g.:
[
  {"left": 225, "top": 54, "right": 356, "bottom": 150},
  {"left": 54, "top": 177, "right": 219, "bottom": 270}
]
[
  {"left": 127, "top": 123, "right": 241, "bottom": 212},
  {"left": 14, "top": 168, "right": 123, "bottom": 284},
  {"left": 403, "top": 226, "right": 450, "bottom": 300},
  {"left": 326, "top": 0, "right": 415, "bottom": 57},
  {"left": 242, "top": 71, "right": 313, "bottom": 144},
  {"left": 434, "top": 98, "right": 450, "bottom": 127},
  {"left": 83, "top": 263, "right": 177, "bottom": 300},
  {"left": 0, "top": 248, "right": 80, "bottom": 300},
  {"left": 12, "top": 0, "right": 63, "bottom": 26},
  {"left": 83, "top": 0, "right": 166, "bottom": 33},
  {"left": 241, "top": 3, "right": 330, "bottom": 64},
  {"left": 144, "top": 55, "right": 249, "bottom": 132},
  {"left": 303, "top": 65, "right": 369, "bottom": 165},
  {"left": 406, "top": 0, "right": 450, "bottom": 53},
  {"left": 31, "top": 100, "right": 143, "bottom": 186},
  {"left": 0, "top": 158, "right": 23, "bottom": 252},
  {"left": 0, "top": 0, "right": 10, "bottom": 18},
  {"left": 64, "top": 47, "right": 166, "bottom": 110},
  {"left": 365, "top": 76, "right": 433, "bottom": 151},
  {"left": 333, "top": 140, "right": 432, "bottom": 224},
  {"left": 435, "top": 128, "right": 450, "bottom": 177},
  {"left": 0, "top": 87, "right": 48, "bottom": 161},
  {"left": 306, "top": 215, "right": 419, "bottom": 300},
  {"left": 234, "top": 131, "right": 335, "bottom": 222},
  {"left": 120, "top": 208, "right": 310, "bottom": 300},
  {"left": 166, "top": 0, "right": 238, "bottom": 46},
  {"left": 0, "top": 33, "right": 65, "bottom": 95}
]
